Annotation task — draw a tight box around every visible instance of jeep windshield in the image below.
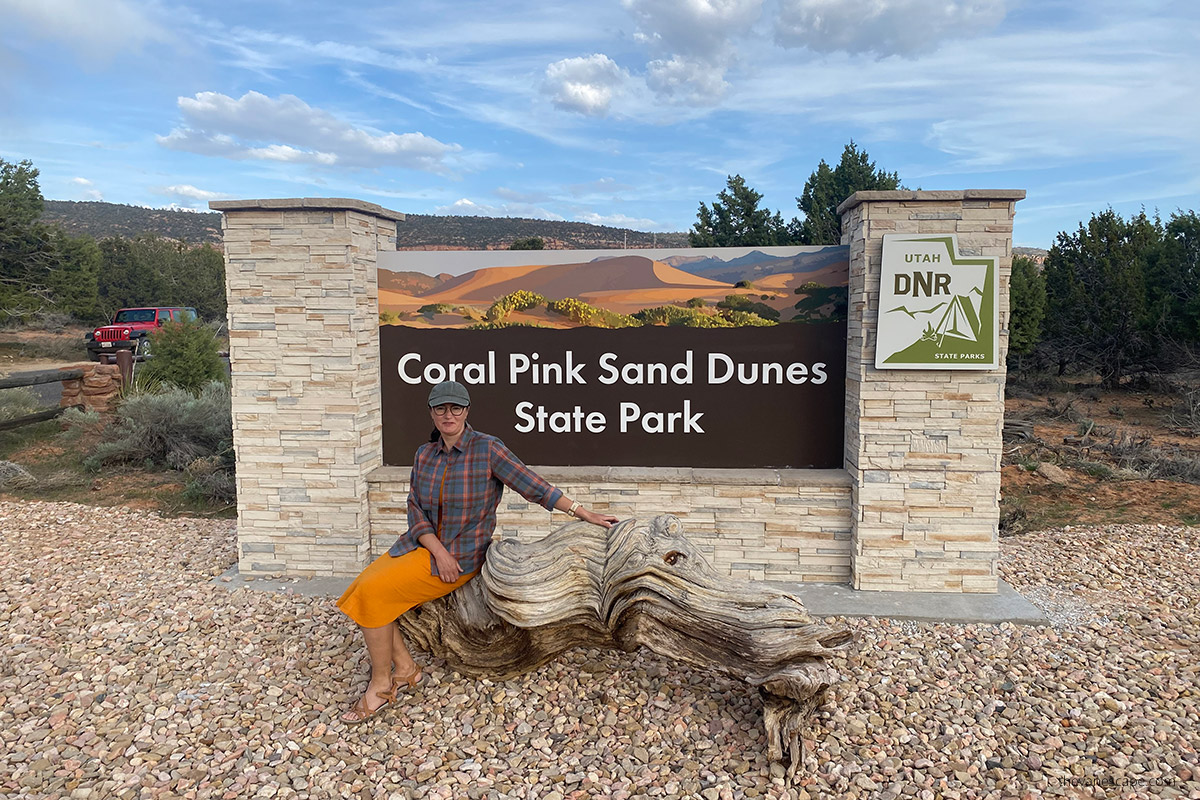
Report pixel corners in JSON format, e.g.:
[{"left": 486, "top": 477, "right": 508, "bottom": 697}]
[{"left": 113, "top": 309, "right": 156, "bottom": 323}]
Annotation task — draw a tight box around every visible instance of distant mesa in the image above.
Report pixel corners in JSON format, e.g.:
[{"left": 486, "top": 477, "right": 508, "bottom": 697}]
[
  {"left": 39, "top": 200, "right": 689, "bottom": 251},
  {"left": 665, "top": 245, "right": 847, "bottom": 285}
]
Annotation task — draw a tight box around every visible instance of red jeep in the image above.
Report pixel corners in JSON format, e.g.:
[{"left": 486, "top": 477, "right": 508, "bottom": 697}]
[{"left": 86, "top": 307, "right": 198, "bottom": 360}]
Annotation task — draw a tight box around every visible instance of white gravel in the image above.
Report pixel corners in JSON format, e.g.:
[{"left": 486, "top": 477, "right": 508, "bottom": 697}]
[{"left": 1, "top": 500, "right": 1197, "bottom": 799}]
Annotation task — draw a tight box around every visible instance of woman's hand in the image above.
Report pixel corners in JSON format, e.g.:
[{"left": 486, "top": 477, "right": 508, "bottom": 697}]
[
  {"left": 431, "top": 546, "right": 462, "bottom": 583},
  {"left": 576, "top": 507, "right": 619, "bottom": 529}
]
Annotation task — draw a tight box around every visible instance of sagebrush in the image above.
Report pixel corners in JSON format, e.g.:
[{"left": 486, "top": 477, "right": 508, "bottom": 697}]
[{"left": 71, "top": 381, "right": 236, "bottom": 504}]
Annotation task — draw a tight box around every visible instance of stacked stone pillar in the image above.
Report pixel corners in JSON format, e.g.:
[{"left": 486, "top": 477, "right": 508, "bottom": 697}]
[
  {"left": 838, "top": 190, "right": 1024, "bottom": 592},
  {"left": 210, "top": 199, "right": 403, "bottom": 577},
  {"left": 59, "top": 363, "right": 122, "bottom": 413}
]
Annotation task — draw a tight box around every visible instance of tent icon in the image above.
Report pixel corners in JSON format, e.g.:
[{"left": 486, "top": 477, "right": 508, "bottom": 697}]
[{"left": 933, "top": 294, "right": 981, "bottom": 346}]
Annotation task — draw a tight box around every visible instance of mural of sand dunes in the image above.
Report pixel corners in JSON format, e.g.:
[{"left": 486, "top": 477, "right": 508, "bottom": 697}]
[{"left": 377, "top": 246, "right": 849, "bottom": 328}]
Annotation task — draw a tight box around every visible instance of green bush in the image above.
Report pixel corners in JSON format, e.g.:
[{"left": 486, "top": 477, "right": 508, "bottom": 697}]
[
  {"left": 685, "top": 297, "right": 705, "bottom": 308},
  {"left": 379, "top": 310, "right": 400, "bottom": 324},
  {"left": 0, "top": 387, "right": 41, "bottom": 422},
  {"left": 417, "top": 303, "right": 453, "bottom": 315},
  {"left": 546, "top": 297, "right": 639, "bottom": 328},
  {"left": 85, "top": 381, "right": 233, "bottom": 472},
  {"left": 468, "top": 320, "right": 546, "bottom": 330},
  {"left": 716, "top": 294, "right": 780, "bottom": 320},
  {"left": 634, "top": 306, "right": 730, "bottom": 328},
  {"left": 485, "top": 290, "right": 546, "bottom": 322},
  {"left": 183, "top": 448, "right": 236, "bottom": 505},
  {"left": 142, "top": 317, "right": 226, "bottom": 393},
  {"left": 720, "top": 310, "right": 777, "bottom": 327}
]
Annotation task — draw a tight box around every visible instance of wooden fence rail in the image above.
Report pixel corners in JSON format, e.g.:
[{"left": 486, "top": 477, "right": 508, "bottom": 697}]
[
  {"left": 0, "top": 405, "right": 84, "bottom": 433},
  {"left": 0, "top": 368, "right": 87, "bottom": 432},
  {"left": 0, "top": 369, "right": 85, "bottom": 391}
]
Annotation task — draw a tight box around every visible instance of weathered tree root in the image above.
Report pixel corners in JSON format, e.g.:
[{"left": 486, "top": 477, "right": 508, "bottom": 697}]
[{"left": 399, "top": 514, "right": 853, "bottom": 776}]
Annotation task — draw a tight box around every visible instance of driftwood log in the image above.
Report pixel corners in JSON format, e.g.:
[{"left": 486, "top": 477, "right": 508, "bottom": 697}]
[{"left": 399, "top": 514, "right": 853, "bottom": 775}]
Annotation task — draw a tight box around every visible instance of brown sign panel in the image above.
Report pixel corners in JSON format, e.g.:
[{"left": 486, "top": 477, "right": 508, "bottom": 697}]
[{"left": 381, "top": 324, "right": 846, "bottom": 469}]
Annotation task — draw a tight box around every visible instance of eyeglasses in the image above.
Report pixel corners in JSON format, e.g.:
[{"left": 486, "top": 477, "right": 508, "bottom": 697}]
[{"left": 431, "top": 404, "right": 467, "bottom": 417}]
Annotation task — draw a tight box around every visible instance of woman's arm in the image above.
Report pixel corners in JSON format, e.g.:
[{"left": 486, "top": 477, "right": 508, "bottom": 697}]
[
  {"left": 551, "top": 494, "right": 619, "bottom": 529},
  {"left": 490, "top": 438, "right": 618, "bottom": 528}
]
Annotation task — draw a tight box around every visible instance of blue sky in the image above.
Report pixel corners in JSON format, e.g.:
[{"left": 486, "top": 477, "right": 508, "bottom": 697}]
[{"left": 1, "top": 0, "right": 1196, "bottom": 247}]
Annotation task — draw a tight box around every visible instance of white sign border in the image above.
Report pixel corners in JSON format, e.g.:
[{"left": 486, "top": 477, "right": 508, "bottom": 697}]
[{"left": 875, "top": 233, "right": 999, "bottom": 371}]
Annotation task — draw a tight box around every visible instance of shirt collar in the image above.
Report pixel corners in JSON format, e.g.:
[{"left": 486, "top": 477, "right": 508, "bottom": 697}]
[{"left": 441, "top": 423, "right": 475, "bottom": 454}]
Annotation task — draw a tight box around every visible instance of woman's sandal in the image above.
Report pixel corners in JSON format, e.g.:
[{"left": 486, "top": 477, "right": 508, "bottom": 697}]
[
  {"left": 392, "top": 663, "right": 423, "bottom": 693},
  {"left": 341, "top": 683, "right": 397, "bottom": 725}
]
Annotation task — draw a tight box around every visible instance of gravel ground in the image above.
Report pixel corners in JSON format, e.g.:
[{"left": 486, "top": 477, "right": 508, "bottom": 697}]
[{"left": 1, "top": 500, "right": 1197, "bottom": 800}]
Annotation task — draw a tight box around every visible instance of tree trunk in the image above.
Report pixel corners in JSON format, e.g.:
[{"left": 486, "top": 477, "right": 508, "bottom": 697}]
[{"left": 399, "top": 514, "right": 853, "bottom": 777}]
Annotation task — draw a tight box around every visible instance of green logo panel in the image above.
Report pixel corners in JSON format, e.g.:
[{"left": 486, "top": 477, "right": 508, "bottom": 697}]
[{"left": 875, "top": 234, "right": 998, "bottom": 370}]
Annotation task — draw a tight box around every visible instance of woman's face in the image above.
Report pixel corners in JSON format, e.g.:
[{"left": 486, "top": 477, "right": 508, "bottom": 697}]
[{"left": 430, "top": 404, "right": 469, "bottom": 440}]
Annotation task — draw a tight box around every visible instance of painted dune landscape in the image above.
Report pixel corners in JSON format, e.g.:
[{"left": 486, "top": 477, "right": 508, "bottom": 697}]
[{"left": 377, "top": 246, "right": 849, "bottom": 328}]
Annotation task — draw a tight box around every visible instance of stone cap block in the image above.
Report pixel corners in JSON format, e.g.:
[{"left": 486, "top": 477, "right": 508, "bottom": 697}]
[
  {"left": 836, "top": 189, "right": 1026, "bottom": 215},
  {"left": 209, "top": 197, "right": 406, "bottom": 222}
]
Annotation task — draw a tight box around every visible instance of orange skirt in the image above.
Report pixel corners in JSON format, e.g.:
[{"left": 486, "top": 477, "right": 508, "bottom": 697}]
[{"left": 336, "top": 547, "right": 476, "bottom": 628}]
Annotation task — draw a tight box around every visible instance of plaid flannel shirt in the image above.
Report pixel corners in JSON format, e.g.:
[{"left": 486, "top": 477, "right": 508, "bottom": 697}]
[{"left": 389, "top": 425, "right": 563, "bottom": 576}]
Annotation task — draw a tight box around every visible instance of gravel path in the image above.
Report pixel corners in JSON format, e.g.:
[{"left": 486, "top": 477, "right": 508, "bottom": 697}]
[{"left": 1, "top": 500, "right": 1197, "bottom": 799}]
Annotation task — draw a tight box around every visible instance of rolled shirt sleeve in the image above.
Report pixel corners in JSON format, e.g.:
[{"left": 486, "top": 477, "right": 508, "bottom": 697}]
[{"left": 488, "top": 438, "right": 563, "bottom": 511}]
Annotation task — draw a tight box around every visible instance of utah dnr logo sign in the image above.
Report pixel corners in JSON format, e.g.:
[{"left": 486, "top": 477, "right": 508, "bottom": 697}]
[{"left": 876, "top": 233, "right": 999, "bottom": 370}]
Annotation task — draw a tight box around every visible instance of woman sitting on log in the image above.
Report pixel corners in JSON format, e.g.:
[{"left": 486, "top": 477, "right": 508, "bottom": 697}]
[{"left": 337, "top": 380, "right": 618, "bottom": 723}]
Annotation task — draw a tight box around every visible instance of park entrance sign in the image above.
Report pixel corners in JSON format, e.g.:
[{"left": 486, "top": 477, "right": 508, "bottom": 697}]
[
  {"left": 875, "top": 233, "right": 999, "bottom": 369},
  {"left": 211, "top": 188, "right": 1025, "bottom": 593},
  {"left": 380, "top": 325, "right": 846, "bottom": 469}
]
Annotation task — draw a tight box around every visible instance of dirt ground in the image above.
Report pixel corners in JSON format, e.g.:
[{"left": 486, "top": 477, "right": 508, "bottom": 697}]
[
  {"left": 0, "top": 325, "right": 92, "bottom": 377},
  {"left": 1001, "top": 380, "right": 1200, "bottom": 531}
]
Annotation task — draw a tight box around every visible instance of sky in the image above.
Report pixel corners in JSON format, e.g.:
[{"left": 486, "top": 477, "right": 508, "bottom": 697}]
[{"left": 1, "top": 0, "right": 1197, "bottom": 248}]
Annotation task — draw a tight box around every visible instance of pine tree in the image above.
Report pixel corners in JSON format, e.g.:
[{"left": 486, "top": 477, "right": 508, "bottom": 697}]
[{"left": 795, "top": 142, "right": 901, "bottom": 245}]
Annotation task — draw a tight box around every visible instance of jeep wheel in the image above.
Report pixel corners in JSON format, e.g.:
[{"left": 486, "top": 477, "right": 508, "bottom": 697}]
[{"left": 136, "top": 337, "right": 152, "bottom": 357}]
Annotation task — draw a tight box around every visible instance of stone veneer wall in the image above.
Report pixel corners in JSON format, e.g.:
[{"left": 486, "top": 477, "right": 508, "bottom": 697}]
[
  {"left": 211, "top": 199, "right": 402, "bottom": 577},
  {"left": 366, "top": 467, "right": 852, "bottom": 583},
  {"left": 212, "top": 191, "right": 1020, "bottom": 592},
  {"left": 839, "top": 190, "right": 1024, "bottom": 593}
]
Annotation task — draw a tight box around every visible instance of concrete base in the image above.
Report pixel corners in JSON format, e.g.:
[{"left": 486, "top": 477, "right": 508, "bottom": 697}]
[
  {"left": 213, "top": 566, "right": 1047, "bottom": 626},
  {"left": 783, "top": 580, "right": 1047, "bottom": 625},
  {"left": 214, "top": 564, "right": 352, "bottom": 598}
]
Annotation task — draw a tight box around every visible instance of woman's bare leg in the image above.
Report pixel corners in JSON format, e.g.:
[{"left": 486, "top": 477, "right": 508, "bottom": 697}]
[
  {"left": 391, "top": 623, "right": 420, "bottom": 679},
  {"left": 340, "top": 623, "right": 394, "bottom": 721}
]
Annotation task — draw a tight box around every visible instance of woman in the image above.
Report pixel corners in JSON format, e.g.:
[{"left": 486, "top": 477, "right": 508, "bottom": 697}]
[{"left": 337, "top": 380, "right": 618, "bottom": 723}]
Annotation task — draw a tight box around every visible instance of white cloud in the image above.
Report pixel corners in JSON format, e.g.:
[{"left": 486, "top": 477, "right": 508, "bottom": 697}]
[
  {"left": 156, "top": 91, "right": 462, "bottom": 172},
  {"left": 567, "top": 178, "right": 635, "bottom": 196},
  {"left": 620, "top": 0, "right": 760, "bottom": 105},
  {"left": 435, "top": 198, "right": 566, "bottom": 221},
  {"left": 576, "top": 211, "right": 661, "bottom": 229},
  {"left": 0, "top": 0, "right": 170, "bottom": 62},
  {"left": 543, "top": 54, "right": 628, "bottom": 116},
  {"left": 495, "top": 187, "right": 552, "bottom": 204},
  {"left": 646, "top": 56, "right": 728, "bottom": 104},
  {"left": 622, "top": 0, "right": 763, "bottom": 58},
  {"left": 160, "top": 184, "right": 231, "bottom": 202},
  {"left": 775, "top": 0, "right": 1008, "bottom": 57},
  {"left": 70, "top": 176, "right": 102, "bottom": 201}
]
